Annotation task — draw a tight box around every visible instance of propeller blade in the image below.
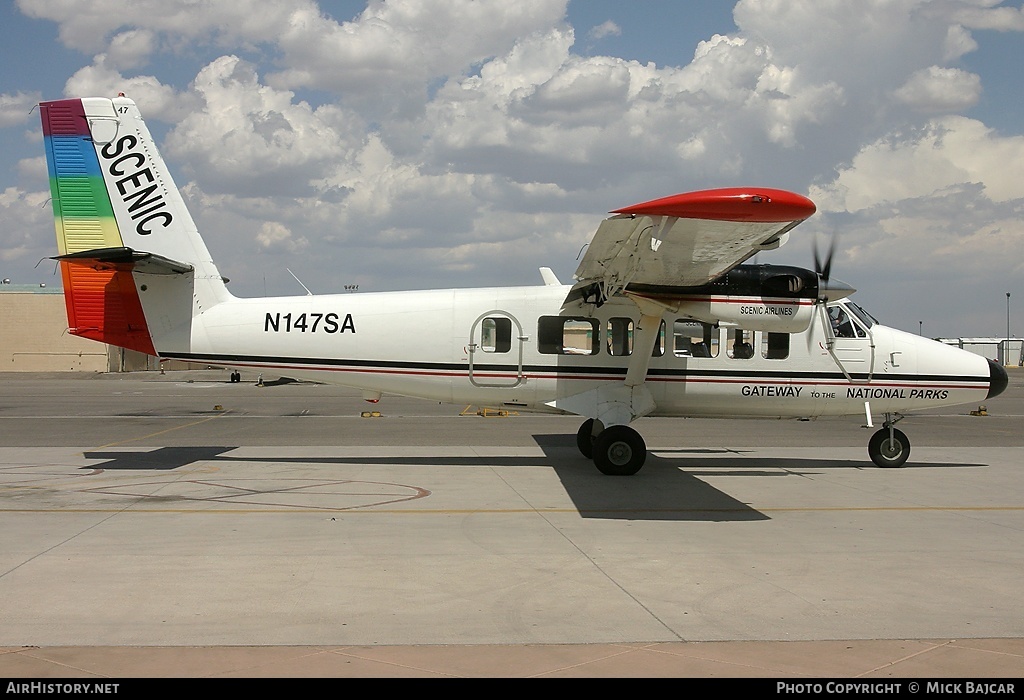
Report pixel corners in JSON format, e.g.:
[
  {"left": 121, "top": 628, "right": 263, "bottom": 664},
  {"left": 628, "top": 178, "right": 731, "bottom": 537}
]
[
  {"left": 809, "top": 234, "right": 842, "bottom": 352},
  {"left": 813, "top": 236, "right": 836, "bottom": 282}
]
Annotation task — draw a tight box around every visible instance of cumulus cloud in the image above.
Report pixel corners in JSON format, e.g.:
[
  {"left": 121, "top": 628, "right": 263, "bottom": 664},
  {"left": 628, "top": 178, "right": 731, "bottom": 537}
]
[
  {"left": 0, "top": 92, "right": 42, "bottom": 128},
  {"left": 893, "top": 66, "right": 982, "bottom": 112},
  {"left": 950, "top": 1, "right": 1024, "bottom": 31},
  {"left": 266, "top": 0, "right": 570, "bottom": 119},
  {"left": 105, "top": 29, "right": 158, "bottom": 71},
  {"left": 588, "top": 20, "right": 621, "bottom": 40},
  {"left": 749, "top": 65, "right": 845, "bottom": 146},
  {"left": 812, "top": 116, "right": 1024, "bottom": 210},
  {"left": 0, "top": 185, "right": 53, "bottom": 264},
  {"left": 163, "top": 56, "right": 359, "bottom": 197},
  {"left": 63, "top": 59, "right": 195, "bottom": 121},
  {"left": 942, "top": 24, "right": 978, "bottom": 61},
  {"left": 19, "top": 0, "right": 568, "bottom": 116},
  {"left": 17, "top": 157, "right": 47, "bottom": 184},
  {"left": 256, "top": 221, "right": 309, "bottom": 253},
  {"left": 17, "top": 0, "right": 309, "bottom": 53}
]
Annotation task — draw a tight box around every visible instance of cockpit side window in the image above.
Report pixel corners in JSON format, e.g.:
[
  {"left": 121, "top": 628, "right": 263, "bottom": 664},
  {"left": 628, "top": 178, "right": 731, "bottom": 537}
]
[{"left": 829, "top": 304, "right": 867, "bottom": 338}]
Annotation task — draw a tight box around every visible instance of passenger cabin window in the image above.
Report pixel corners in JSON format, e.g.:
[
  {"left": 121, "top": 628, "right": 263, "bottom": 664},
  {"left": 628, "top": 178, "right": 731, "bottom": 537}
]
[
  {"left": 480, "top": 317, "right": 512, "bottom": 353},
  {"left": 607, "top": 317, "right": 633, "bottom": 356},
  {"left": 674, "top": 320, "right": 718, "bottom": 358},
  {"left": 728, "top": 329, "right": 755, "bottom": 359},
  {"left": 538, "top": 316, "right": 598, "bottom": 355},
  {"left": 762, "top": 332, "right": 790, "bottom": 360}
]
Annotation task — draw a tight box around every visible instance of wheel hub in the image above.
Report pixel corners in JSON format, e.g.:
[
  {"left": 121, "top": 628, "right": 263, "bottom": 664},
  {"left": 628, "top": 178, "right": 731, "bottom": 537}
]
[
  {"left": 608, "top": 441, "right": 632, "bottom": 465},
  {"left": 881, "top": 439, "right": 902, "bottom": 459}
]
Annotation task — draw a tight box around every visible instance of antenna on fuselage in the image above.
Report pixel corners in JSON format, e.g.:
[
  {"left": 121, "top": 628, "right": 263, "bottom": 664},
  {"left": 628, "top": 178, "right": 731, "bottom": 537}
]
[{"left": 287, "top": 268, "right": 314, "bottom": 296}]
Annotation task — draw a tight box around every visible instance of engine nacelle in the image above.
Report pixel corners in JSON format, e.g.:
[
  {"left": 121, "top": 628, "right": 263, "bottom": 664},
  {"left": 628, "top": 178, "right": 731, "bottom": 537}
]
[
  {"left": 674, "top": 296, "right": 817, "bottom": 333},
  {"left": 627, "top": 264, "right": 838, "bottom": 334}
]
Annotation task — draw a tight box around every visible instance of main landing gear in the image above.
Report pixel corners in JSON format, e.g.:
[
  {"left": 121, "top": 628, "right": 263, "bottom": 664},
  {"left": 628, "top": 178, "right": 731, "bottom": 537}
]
[
  {"left": 867, "top": 413, "right": 910, "bottom": 468},
  {"left": 577, "top": 419, "right": 647, "bottom": 476}
]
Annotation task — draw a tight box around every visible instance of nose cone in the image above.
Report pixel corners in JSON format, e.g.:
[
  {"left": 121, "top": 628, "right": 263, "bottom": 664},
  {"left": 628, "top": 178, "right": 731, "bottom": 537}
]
[{"left": 987, "top": 359, "right": 1008, "bottom": 399}]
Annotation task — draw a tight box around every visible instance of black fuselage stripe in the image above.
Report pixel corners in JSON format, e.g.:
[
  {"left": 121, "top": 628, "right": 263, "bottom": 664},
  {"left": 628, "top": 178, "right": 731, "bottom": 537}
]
[{"left": 161, "top": 352, "right": 990, "bottom": 386}]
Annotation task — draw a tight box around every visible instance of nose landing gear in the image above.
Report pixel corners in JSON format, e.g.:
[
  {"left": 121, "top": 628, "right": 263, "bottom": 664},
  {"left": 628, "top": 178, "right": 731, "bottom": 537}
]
[{"left": 868, "top": 413, "right": 910, "bottom": 468}]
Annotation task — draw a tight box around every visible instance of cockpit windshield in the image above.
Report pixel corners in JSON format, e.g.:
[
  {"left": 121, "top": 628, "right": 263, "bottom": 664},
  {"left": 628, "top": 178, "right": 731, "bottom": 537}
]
[{"left": 845, "top": 300, "right": 877, "bottom": 329}]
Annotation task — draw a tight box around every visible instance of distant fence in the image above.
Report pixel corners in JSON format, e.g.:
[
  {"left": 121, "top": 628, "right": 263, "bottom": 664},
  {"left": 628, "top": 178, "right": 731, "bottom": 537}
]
[{"left": 938, "top": 338, "right": 1023, "bottom": 366}]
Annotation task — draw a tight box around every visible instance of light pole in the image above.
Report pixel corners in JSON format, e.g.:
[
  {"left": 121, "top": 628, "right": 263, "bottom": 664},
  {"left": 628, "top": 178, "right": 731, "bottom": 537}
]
[
  {"left": 1007, "top": 292, "right": 1011, "bottom": 341},
  {"left": 1006, "top": 292, "right": 1012, "bottom": 366}
]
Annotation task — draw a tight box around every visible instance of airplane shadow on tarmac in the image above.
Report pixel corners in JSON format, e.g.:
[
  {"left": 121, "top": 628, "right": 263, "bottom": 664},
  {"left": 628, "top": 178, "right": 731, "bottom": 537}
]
[{"left": 80, "top": 437, "right": 986, "bottom": 523}]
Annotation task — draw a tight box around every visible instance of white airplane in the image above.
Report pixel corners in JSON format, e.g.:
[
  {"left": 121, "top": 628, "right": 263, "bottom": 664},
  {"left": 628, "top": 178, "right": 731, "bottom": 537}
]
[{"left": 40, "top": 95, "right": 1008, "bottom": 475}]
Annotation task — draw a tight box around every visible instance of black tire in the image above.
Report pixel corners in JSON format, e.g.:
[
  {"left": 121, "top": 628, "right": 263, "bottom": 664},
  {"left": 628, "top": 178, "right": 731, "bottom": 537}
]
[
  {"left": 576, "top": 419, "right": 596, "bottom": 459},
  {"left": 593, "top": 425, "right": 646, "bottom": 476},
  {"left": 868, "top": 428, "right": 910, "bottom": 468}
]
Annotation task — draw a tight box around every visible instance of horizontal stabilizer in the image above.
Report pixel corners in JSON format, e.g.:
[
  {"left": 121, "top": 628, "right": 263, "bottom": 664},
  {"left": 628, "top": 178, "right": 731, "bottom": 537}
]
[{"left": 53, "top": 247, "right": 194, "bottom": 275}]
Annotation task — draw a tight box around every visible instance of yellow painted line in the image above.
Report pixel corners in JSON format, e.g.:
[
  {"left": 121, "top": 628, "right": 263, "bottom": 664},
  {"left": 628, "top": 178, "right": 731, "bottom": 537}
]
[
  {"left": 93, "top": 414, "right": 226, "bottom": 449},
  {"left": 1, "top": 506, "right": 1022, "bottom": 515},
  {"left": 749, "top": 505, "right": 1024, "bottom": 512}
]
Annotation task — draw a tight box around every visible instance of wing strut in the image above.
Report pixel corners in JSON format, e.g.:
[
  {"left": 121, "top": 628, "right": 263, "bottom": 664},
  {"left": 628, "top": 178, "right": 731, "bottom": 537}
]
[
  {"left": 546, "top": 295, "right": 677, "bottom": 427},
  {"left": 624, "top": 294, "right": 675, "bottom": 388}
]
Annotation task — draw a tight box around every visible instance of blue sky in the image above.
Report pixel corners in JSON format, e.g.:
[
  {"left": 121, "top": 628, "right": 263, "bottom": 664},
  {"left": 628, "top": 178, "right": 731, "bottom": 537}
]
[{"left": 1, "top": 0, "right": 1023, "bottom": 338}]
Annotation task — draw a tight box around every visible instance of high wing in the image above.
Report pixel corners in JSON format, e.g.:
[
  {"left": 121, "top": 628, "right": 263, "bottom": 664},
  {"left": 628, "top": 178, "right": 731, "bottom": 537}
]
[{"left": 567, "top": 187, "right": 816, "bottom": 307}]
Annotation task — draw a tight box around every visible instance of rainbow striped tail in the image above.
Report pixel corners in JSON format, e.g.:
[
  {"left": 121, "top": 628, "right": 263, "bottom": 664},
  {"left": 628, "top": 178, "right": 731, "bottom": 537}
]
[{"left": 40, "top": 97, "right": 230, "bottom": 356}]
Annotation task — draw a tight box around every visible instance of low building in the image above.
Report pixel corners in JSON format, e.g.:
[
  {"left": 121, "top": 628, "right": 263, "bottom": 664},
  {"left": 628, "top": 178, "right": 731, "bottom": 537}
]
[{"left": 1, "top": 284, "right": 158, "bottom": 371}]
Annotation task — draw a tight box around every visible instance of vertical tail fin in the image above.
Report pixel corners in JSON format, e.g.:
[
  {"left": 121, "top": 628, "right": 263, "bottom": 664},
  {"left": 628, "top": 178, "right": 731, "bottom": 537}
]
[{"left": 41, "top": 96, "right": 229, "bottom": 355}]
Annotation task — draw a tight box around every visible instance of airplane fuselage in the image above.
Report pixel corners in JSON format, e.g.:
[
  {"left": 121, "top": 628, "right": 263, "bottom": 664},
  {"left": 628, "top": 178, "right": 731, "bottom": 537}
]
[{"left": 166, "top": 283, "right": 997, "bottom": 422}]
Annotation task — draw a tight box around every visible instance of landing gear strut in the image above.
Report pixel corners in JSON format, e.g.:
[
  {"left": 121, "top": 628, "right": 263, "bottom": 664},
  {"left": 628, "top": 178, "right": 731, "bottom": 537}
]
[
  {"left": 577, "top": 419, "right": 647, "bottom": 476},
  {"left": 868, "top": 413, "right": 910, "bottom": 468}
]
